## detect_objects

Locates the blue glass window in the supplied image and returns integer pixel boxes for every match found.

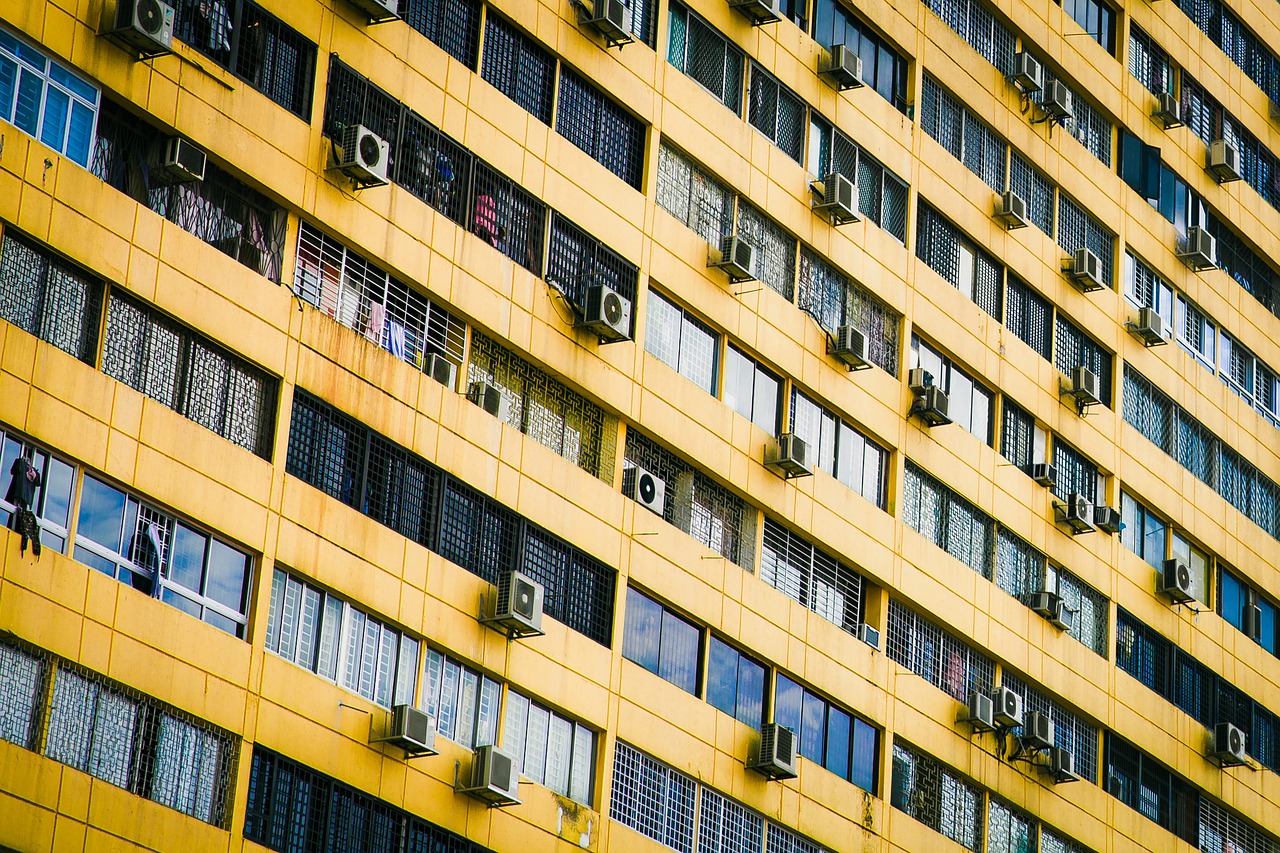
[0,26,99,167]
[773,673,877,792]
[622,588,701,695]
[705,637,766,730]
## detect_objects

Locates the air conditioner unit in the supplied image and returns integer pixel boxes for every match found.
[1046,746,1079,783]
[907,368,934,394]
[996,190,1029,230]
[426,353,458,389]
[1242,602,1263,642]
[1159,557,1195,603]
[1028,463,1057,488]
[1055,493,1095,534]
[1128,305,1167,346]
[911,385,952,427]
[711,236,757,283]
[151,138,206,184]
[1070,365,1101,407]
[1212,722,1247,767]
[821,44,864,90]
[482,570,545,638]
[457,744,522,806]
[812,172,860,225]
[468,381,511,421]
[1029,591,1074,631]
[1154,92,1183,129]
[346,0,400,22]
[582,0,632,47]
[381,704,438,757]
[105,0,175,57]
[1067,247,1105,292]
[1178,226,1217,272]
[764,433,813,479]
[623,465,667,517]
[1012,52,1044,93]
[967,692,996,733]
[580,284,632,343]
[1041,80,1074,123]
[748,722,798,779]
[729,0,784,25]
[992,686,1023,728]
[1095,505,1123,535]
[1023,710,1055,751]
[1207,138,1242,183]
[829,325,871,370]
[859,623,881,650]
[334,124,391,186]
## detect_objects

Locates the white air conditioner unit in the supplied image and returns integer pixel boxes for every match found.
[812,172,860,225]
[829,325,871,370]
[346,0,400,22]
[1040,80,1073,123]
[1046,746,1079,783]
[764,433,812,479]
[468,381,511,421]
[1054,492,1095,534]
[580,284,632,343]
[1069,365,1101,407]
[151,137,206,184]
[711,236,757,283]
[907,368,933,395]
[1023,710,1055,751]
[105,0,175,57]
[1012,52,1044,93]
[1178,226,1217,272]
[334,124,391,186]
[821,44,864,90]
[1207,138,1242,183]
[967,692,996,733]
[481,570,545,638]
[457,744,522,806]
[1028,463,1057,488]
[381,704,438,757]
[1154,91,1183,129]
[1159,557,1195,603]
[729,0,783,25]
[748,722,798,780]
[426,353,458,389]
[1029,591,1073,631]
[1242,602,1263,642]
[859,623,881,650]
[582,0,632,47]
[992,686,1023,728]
[996,190,1029,230]
[1095,505,1123,535]
[911,385,951,427]
[1128,305,1167,346]
[623,465,666,516]
[1212,722,1247,767]
[1067,247,1105,292]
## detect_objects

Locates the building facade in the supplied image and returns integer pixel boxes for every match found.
[1,0,1279,850]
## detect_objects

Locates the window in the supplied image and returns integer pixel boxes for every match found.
[1009,152,1055,234]
[886,600,995,700]
[402,0,482,66]
[921,0,1017,75]
[171,0,315,119]
[667,2,744,114]
[0,430,74,555]
[1219,568,1279,655]
[811,0,909,111]
[1169,530,1212,605]
[1062,0,1115,53]
[1129,25,1174,95]
[901,462,994,578]
[546,212,640,334]
[622,588,701,695]
[421,649,500,749]
[1171,0,1280,103]
[774,673,878,792]
[556,66,645,189]
[1056,193,1115,287]
[735,200,798,301]
[504,690,595,804]
[999,398,1035,471]
[264,569,419,709]
[0,229,102,364]
[789,390,887,508]
[1104,734,1199,843]
[1177,294,1216,367]
[1051,439,1100,503]
[0,25,99,166]
[747,62,805,163]
[722,346,781,435]
[1041,67,1112,166]
[624,430,755,569]
[1055,317,1112,406]
[0,642,46,749]
[911,336,993,444]
[103,291,277,458]
[645,291,718,395]
[1001,673,1099,783]
[73,475,252,637]
[1182,72,1280,215]
[655,143,734,244]
[915,203,1002,321]
[891,741,982,851]
[920,76,1006,192]
[762,518,868,635]
[994,528,1108,656]
[807,116,908,240]
[1123,252,1174,341]
[797,248,899,375]
[986,799,1035,853]
[706,637,766,730]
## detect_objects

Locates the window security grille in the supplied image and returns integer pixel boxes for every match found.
[736,201,797,301]
[921,0,1017,75]
[668,2,744,114]
[401,0,482,66]
[886,600,995,700]
[914,203,1002,321]
[546,213,639,331]
[1128,26,1174,95]
[555,67,645,189]
[1104,734,1200,843]
[1001,673,1099,783]
[1038,68,1112,166]
[797,249,899,376]
[1055,317,1112,405]
[1057,571,1108,656]
[921,76,1007,191]
[0,230,102,364]
[1056,194,1114,286]
[902,462,995,578]
[1183,74,1280,213]
[999,400,1034,471]
[1051,440,1099,504]
[1009,153,1053,234]
[762,518,866,635]
[891,741,983,851]
[1171,0,1280,103]
[986,798,1036,853]
[748,63,805,163]
[487,21,561,127]
[656,143,735,244]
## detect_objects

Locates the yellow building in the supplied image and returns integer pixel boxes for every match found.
[1,0,1279,850]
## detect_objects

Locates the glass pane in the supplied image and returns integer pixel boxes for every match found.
[168,524,206,593]
[205,539,248,614]
[826,706,851,779]
[774,674,802,736]
[657,609,700,695]
[705,637,738,718]
[622,588,661,674]
[76,476,127,552]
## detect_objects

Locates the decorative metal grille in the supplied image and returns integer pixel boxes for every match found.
[986,798,1035,853]
[922,0,1016,75]
[891,740,983,851]
[1055,316,1112,405]
[797,248,899,376]
[736,201,796,301]
[886,600,995,700]
[901,461,994,579]
[668,2,745,114]
[1129,26,1174,95]
[1056,568,1108,657]
[655,142,735,244]
[1051,439,1098,503]
[624,430,754,569]
[1001,672,1099,784]
[747,62,805,163]
[761,518,865,634]
[0,641,47,750]
[1041,828,1093,853]
[481,12,555,124]
[1009,152,1054,234]
[847,277,899,377]
[401,0,482,66]
[171,0,315,119]
[546,212,639,333]
[994,527,1043,603]
[103,291,276,458]
[1172,0,1280,103]
[555,66,645,190]
[0,229,101,364]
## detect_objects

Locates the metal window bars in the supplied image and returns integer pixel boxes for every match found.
[886,599,996,701]
[1002,672,1100,783]
[546,212,639,329]
[891,740,984,851]
[762,518,865,635]
[554,66,645,189]
[480,12,556,124]
[1055,316,1112,404]
[1129,26,1174,96]
[655,143,734,244]
[401,0,482,66]
[0,229,102,364]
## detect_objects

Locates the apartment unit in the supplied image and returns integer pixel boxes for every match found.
[1,0,1279,850]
